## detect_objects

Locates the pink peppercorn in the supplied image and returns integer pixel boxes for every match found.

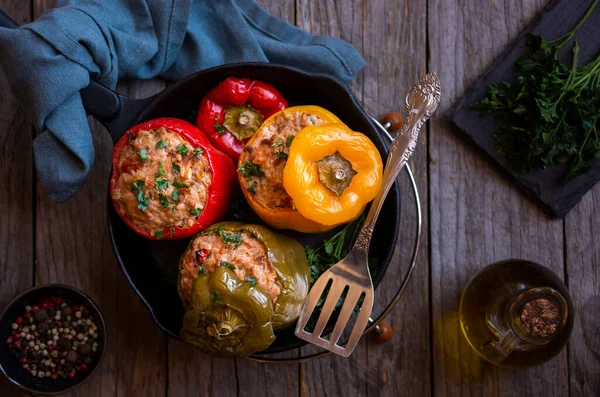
[19,357,27,364]
[15,317,23,325]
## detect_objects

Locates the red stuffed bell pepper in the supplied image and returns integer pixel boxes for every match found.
[197,77,288,161]
[110,117,237,240]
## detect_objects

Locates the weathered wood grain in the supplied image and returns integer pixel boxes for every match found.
[294,1,367,395]
[111,80,168,397]
[565,184,600,397]
[0,2,33,396]
[295,0,431,395]
[4,1,600,396]
[235,0,301,392]
[428,1,569,397]
[32,2,168,395]
[360,0,430,396]
[296,0,367,396]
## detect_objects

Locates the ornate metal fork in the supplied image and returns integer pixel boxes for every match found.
[294,73,441,357]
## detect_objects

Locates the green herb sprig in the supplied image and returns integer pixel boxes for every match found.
[238,161,265,179]
[215,224,243,249]
[472,0,600,181]
[132,180,149,211]
[220,261,236,271]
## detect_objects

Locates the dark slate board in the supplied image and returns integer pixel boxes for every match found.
[445,0,600,218]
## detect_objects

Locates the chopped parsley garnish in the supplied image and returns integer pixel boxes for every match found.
[172,180,190,189]
[176,144,189,157]
[157,160,166,177]
[190,208,202,216]
[214,120,227,135]
[286,135,294,147]
[238,161,265,179]
[193,147,204,158]
[291,202,297,211]
[155,177,169,190]
[128,131,135,144]
[310,116,317,125]
[132,180,149,211]
[198,266,206,276]
[171,189,179,203]
[132,180,144,191]
[156,139,168,149]
[210,291,220,302]
[155,230,164,240]
[306,224,350,284]
[172,162,181,173]
[172,206,177,213]
[272,137,283,148]
[276,150,288,160]
[139,149,148,163]
[247,181,257,195]
[216,224,243,249]
[245,277,257,287]
[158,193,170,208]
[220,261,236,271]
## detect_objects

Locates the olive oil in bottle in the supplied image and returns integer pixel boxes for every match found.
[459,260,573,368]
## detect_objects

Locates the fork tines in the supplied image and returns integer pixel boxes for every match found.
[295,268,374,357]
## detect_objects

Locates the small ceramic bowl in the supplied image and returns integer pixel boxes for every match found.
[0,284,107,395]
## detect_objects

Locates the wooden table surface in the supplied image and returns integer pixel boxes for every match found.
[1,0,599,396]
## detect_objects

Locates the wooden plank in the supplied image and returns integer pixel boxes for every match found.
[361,0,430,395]
[232,2,300,395]
[428,1,569,397]
[564,184,600,397]
[295,1,368,395]
[295,0,431,395]
[111,80,169,397]
[32,2,168,395]
[168,340,237,397]
[169,3,300,396]
[0,1,33,395]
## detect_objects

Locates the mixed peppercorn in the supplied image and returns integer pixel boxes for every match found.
[5,296,102,380]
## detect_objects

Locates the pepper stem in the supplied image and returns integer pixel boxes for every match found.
[224,104,264,141]
[316,151,357,196]
[198,306,250,349]
[207,321,235,340]
[238,112,251,126]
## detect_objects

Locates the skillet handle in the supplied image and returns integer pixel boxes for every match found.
[80,81,153,144]
[0,8,150,144]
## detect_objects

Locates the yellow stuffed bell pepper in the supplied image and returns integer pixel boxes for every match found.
[237,105,345,233]
[282,123,383,226]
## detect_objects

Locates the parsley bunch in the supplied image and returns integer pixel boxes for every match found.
[472,0,600,180]
[305,225,349,284]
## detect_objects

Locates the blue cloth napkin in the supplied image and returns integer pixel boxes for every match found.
[0,0,366,202]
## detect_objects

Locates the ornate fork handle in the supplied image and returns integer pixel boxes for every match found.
[352,73,441,256]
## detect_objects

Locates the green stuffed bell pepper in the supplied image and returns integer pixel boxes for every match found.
[181,266,275,357]
[178,221,310,357]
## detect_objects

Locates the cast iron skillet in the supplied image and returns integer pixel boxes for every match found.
[0,8,401,355]
[99,64,401,354]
